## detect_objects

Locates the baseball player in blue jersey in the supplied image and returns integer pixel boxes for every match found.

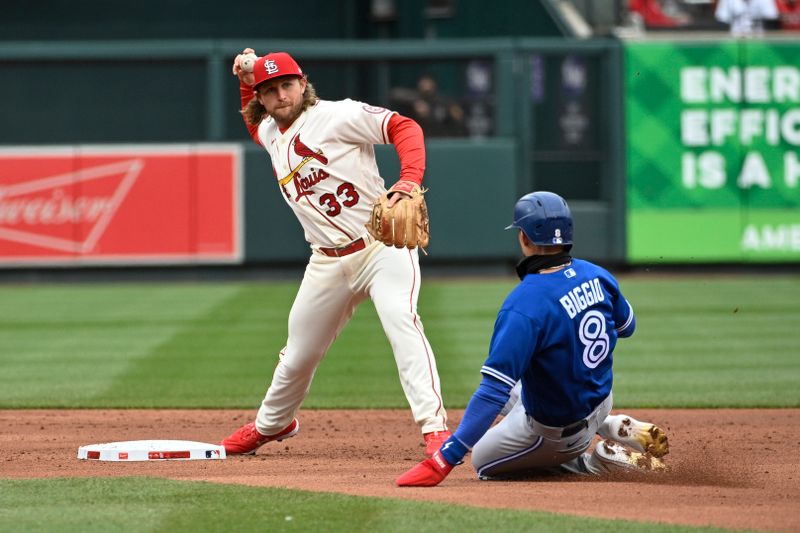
[397,191,669,486]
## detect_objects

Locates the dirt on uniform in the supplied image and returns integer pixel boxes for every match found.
[2,408,799,532]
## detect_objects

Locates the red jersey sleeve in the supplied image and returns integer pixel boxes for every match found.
[240,82,260,145]
[387,113,426,186]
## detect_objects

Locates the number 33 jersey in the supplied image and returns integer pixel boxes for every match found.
[257,99,395,248]
[480,259,636,427]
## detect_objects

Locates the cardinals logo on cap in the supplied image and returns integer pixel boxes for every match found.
[264,59,279,75]
[253,52,304,89]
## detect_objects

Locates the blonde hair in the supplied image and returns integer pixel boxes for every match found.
[242,79,319,126]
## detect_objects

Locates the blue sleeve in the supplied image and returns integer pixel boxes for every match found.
[614,296,636,338]
[480,309,539,388]
[604,272,635,338]
[439,375,511,466]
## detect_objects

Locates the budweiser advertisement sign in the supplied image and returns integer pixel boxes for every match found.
[0,145,242,266]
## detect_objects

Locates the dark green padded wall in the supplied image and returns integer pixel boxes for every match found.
[0,60,207,143]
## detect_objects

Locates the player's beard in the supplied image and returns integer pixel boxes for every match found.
[271,99,304,128]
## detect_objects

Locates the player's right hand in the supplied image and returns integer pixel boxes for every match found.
[232,48,256,86]
[396,450,454,487]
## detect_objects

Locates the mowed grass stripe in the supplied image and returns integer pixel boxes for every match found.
[0,477,727,533]
[94,279,504,409]
[612,276,800,408]
[0,284,240,407]
[93,282,299,408]
[0,275,798,409]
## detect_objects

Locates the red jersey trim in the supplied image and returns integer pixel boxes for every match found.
[406,249,444,419]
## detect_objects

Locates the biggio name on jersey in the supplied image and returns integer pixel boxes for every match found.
[559,277,605,319]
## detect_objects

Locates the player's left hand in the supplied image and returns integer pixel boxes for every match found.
[396,450,454,487]
[366,181,430,250]
[386,192,403,208]
[386,180,417,208]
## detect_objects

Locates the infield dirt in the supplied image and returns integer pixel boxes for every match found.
[2,408,798,532]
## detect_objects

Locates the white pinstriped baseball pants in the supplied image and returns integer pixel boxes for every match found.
[255,237,447,435]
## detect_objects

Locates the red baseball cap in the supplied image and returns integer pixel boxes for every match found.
[252,52,304,89]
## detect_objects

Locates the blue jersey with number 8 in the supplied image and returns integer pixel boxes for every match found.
[480,259,635,428]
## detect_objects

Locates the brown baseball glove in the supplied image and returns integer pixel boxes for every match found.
[366,181,430,250]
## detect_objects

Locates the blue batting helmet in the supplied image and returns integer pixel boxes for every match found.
[505,191,573,246]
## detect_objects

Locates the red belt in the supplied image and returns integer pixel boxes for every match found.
[318,238,367,257]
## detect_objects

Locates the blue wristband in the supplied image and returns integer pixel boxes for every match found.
[439,435,469,466]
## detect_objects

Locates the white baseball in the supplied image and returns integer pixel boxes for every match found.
[240,53,257,73]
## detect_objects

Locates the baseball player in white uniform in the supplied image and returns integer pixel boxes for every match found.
[221,49,450,456]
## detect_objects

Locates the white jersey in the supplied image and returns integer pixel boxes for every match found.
[715,0,778,35]
[257,99,395,248]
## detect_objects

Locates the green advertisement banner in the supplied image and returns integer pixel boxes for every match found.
[625,40,800,263]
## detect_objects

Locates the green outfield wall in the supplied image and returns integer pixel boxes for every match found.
[5,37,797,267]
[0,39,622,267]
[624,39,800,263]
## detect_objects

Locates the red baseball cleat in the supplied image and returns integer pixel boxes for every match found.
[397,450,454,487]
[222,419,299,455]
[423,429,451,457]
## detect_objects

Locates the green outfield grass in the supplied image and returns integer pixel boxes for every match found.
[0,477,730,533]
[0,274,797,533]
[0,275,798,409]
